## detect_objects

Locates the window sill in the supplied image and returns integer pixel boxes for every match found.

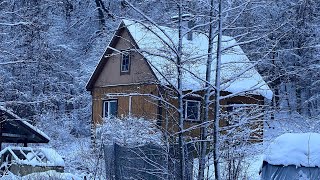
[120,71,130,75]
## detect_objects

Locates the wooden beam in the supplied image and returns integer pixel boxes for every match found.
[0,111,4,151]
[1,133,29,138]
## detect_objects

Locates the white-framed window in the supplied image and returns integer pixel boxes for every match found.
[121,51,130,73]
[103,100,118,118]
[183,100,201,121]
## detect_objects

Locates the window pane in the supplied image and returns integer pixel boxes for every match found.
[186,101,199,120]
[103,101,108,118]
[121,53,130,72]
[109,101,117,117]
[183,101,186,118]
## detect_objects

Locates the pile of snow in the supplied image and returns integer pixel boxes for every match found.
[0,147,64,167]
[97,117,162,146]
[264,133,320,167]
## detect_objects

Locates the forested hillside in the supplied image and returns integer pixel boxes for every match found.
[0,0,319,178]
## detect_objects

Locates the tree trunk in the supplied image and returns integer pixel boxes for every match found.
[213,0,223,179]
[177,1,186,179]
[95,0,105,28]
[198,0,215,179]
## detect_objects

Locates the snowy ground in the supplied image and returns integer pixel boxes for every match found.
[0,171,82,180]
[247,112,320,179]
[1,112,318,179]
[193,112,319,180]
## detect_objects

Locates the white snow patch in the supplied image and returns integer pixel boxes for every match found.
[0,170,82,180]
[264,133,320,167]
[97,117,162,146]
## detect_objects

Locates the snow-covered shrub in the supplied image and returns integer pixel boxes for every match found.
[97,117,163,146]
[34,112,101,178]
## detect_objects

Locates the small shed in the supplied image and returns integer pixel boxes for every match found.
[0,106,61,176]
[261,133,320,180]
[0,106,50,149]
[0,147,64,176]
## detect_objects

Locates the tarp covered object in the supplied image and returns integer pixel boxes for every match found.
[261,133,320,180]
[261,162,320,180]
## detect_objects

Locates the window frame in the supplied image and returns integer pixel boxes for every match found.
[103,99,118,119]
[120,50,131,74]
[183,99,201,121]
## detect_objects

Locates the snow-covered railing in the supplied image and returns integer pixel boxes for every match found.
[0,147,64,167]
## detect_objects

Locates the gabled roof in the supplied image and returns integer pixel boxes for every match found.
[0,106,50,144]
[87,19,273,99]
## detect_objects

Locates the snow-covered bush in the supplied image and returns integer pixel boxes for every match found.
[97,117,163,146]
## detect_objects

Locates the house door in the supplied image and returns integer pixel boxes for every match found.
[103,100,118,118]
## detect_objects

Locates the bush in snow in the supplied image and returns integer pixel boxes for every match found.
[97,117,163,146]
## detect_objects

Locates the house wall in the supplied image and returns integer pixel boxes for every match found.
[221,93,265,142]
[95,28,156,87]
[92,84,264,141]
[157,90,265,141]
[92,84,159,125]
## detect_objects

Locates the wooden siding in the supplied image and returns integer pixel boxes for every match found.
[92,84,159,125]
[94,28,156,87]
[91,84,265,141]
[157,89,265,141]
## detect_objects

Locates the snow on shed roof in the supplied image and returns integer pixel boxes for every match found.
[122,19,273,99]
[0,106,50,143]
[0,146,64,167]
[264,133,320,167]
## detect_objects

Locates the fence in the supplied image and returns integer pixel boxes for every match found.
[104,143,194,180]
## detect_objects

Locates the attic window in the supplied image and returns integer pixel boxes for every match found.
[183,100,200,121]
[121,51,130,73]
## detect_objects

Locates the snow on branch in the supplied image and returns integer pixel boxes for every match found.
[0,22,31,26]
[96,117,163,147]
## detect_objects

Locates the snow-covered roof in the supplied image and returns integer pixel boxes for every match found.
[0,105,50,143]
[122,19,273,99]
[0,147,64,167]
[264,133,320,167]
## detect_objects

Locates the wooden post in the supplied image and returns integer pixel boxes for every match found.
[0,123,2,151]
[0,112,3,151]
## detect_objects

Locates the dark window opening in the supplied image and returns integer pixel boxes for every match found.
[121,52,130,73]
[183,100,200,121]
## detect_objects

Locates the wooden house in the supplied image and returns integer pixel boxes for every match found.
[86,19,273,140]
